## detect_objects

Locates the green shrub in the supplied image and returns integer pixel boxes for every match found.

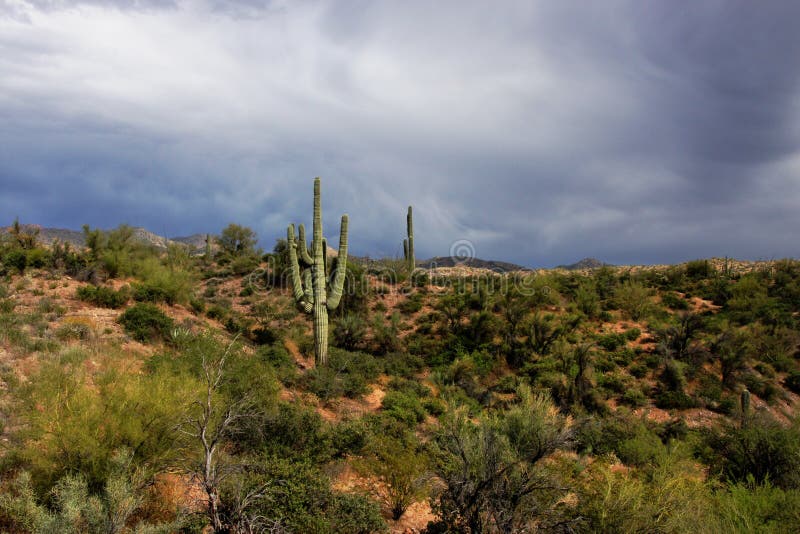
[655,390,698,409]
[131,257,193,305]
[629,362,649,378]
[118,303,174,343]
[598,372,629,394]
[25,248,50,269]
[303,349,379,401]
[388,377,431,398]
[76,285,130,308]
[11,354,195,492]
[398,293,424,314]
[614,280,652,321]
[3,249,27,273]
[381,391,427,425]
[661,292,689,310]
[231,457,385,534]
[785,371,800,394]
[621,388,647,408]
[380,351,425,378]
[617,427,669,467]
[255,402,333,461]
[685,259,715,280]
[704,413,800,489]
[624,327,642,341]
[714,479,800,531]
[597,332,626,352]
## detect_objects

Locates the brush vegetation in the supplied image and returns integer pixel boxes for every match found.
[1,219,800,533]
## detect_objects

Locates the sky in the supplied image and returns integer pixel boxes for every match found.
[1,0,800,268]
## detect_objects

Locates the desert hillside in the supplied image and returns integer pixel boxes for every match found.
[0,223,799,533]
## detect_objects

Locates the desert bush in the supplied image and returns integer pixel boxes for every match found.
[380,351,425,378]
[614,280,653,321]
[661,291,689,310]
[714,479,800,532]
[303,348,379,401]
[216,223,258,259]
[381,390,427,426]
[621,387,648,407]
[576,451,717,533]
[574,278,600,318]
[398,292,424,314]
[428,386,574,533]
[703,412,800,489]
[11,354,195,492]
[225,456,385,534]
[118,303,174,343]
[332,312,367,351]
[785,371,800,394]
[76,284,130,308]
[131,257,194,305]
[685,259,715,280]
[597,332,626,352]
[0,450,180,533]
[360,434,428,520]
[55,317,96,341]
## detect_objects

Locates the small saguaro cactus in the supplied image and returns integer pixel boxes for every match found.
[287,177,349,366]
[740,388,751,427]
[402,206,414,271]
[204,234,212,263]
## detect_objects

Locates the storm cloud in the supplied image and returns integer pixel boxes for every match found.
[1,0,799,266]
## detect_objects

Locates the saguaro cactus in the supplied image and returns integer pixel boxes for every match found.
[740,389,751,427]
[287,177,349,366]
[402,206,414,271]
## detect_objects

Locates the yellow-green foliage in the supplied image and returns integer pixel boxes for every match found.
[13,350,197,491]
[132,256,194,305]
[614,280,653,321]
[576,450,717,533]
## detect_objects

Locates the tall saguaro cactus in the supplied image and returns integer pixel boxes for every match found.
[403,206,414,271]
[287,177,349,366]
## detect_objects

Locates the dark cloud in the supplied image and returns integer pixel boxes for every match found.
[1,0,799,267]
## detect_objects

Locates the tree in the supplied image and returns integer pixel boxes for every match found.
[712,324,750,387]
[217,224,258,259]
[360,434,428,520]
[178,334,269,532]
[429,386,574,533]
[9,217,39,250]
[614,280,652,321]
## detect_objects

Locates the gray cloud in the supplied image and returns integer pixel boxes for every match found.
[1,0,799,267]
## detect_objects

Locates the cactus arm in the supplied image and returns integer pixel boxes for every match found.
[327,214,349,310]
[303,269,314,305]
[287,224,313,313]
[298,223,313,266]
[322,238,328,278]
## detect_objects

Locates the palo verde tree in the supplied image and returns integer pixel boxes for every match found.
[287,177,349,366]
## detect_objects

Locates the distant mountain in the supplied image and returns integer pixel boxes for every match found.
[171,234,210,254]
[421,256,529,273]
[1,224,190,251]
[0,224,86,248]
[556,257,608,270]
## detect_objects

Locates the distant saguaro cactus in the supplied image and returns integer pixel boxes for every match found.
[287,177,349,366]
[403,206,414,272]
[204,234,212,263]
[740,389,751,427]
